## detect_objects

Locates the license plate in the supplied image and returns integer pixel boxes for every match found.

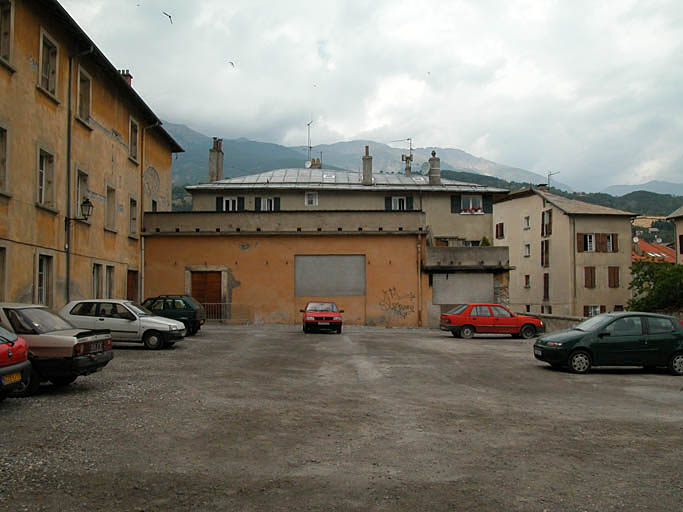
[534,348,542,356]
[2,372,21,385]
[90,341,103,353]
[318,322,329,326]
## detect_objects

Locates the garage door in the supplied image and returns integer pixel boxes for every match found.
[432,273,493,304]
[295,255,366,296]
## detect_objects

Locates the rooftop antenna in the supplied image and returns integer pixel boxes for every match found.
[306,120,313,162]
[547,170,560,189]
[391,137,414,175]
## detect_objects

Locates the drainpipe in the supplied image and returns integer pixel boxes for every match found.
[140,121,161,301]
[571,215,577,315]
[416,234,423,327]
[65,45,94,303]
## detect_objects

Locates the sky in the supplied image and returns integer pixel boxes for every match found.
[60,0,683,191]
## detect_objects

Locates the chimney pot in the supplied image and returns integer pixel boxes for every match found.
[428,150,441,185]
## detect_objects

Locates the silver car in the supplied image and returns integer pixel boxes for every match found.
[59,300,185,350]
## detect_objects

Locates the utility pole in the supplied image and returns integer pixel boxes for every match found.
[547,170,560,189]
[306,120,313,162]
[391,137,414,176]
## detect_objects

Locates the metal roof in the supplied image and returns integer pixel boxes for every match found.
[187,169,509,193]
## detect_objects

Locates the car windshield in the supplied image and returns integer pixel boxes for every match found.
[0,324,18,343]
[306,302,338,312]
[126,303,153,317]
[446,304,467,315]
[574,315,612,332]
[8,308,74,334]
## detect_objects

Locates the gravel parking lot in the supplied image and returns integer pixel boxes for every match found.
[1,325,682,511]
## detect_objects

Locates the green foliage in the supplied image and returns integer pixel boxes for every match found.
[480,236,491,247]
[628,261,683,312]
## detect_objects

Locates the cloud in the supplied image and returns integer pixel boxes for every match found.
[61,0,683,191]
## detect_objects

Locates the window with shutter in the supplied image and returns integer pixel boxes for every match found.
[255,197,262,211]
[215,196,223,212]
[385,196,392,211]
[543,273,549,300]
[608,266,620,288]
[450,194,461,213]
[577,233,585,252]
[584,267,595,288]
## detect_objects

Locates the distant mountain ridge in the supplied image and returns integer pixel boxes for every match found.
[602,180,683,197]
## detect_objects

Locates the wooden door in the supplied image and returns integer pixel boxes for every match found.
[191,271,222,320]
[126,270,138,301]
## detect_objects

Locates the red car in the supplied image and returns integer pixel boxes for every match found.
[440,303,545,339]
[0,325,31,402]
[301,302,344,333]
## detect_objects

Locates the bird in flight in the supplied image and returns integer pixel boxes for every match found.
[228,61,236,69]
[162,11,173,24]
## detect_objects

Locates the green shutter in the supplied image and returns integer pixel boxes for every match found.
[450,194,461,213]
[215,196,223,212]
[385,196,392,211]
[237,197,245,211]
[406,196,414,210]
[255,197,261,211]
[483,195,493,213]
[274,197,281,211]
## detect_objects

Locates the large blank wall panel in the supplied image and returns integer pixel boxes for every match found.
[432,273,493,304]
[295,255,366,296]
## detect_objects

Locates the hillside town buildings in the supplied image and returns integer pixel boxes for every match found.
[0,0,182,307]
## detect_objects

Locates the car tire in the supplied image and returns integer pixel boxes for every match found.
[460,325,475,339]
[568,350,592,374]
[7,367,41,397]
[143,330,164,350]
[668,353,683,376]
[450,330,459,338]
[182,321,193,337]
[50,376,77,387]
[520,325,536,339]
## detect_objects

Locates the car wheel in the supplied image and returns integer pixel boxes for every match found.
[182,321,193,336]
[50,376,77,387]
[460,325,475,339]
[450,330,459,338]
[143,330,164,350]
[520,325,536,339]
[669,353,683,376]
[568,350,592,374]
[7,367,41,397]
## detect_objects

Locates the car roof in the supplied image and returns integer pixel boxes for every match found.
[601,311,678,320]
[67,299,134,304]
[0,303,49,309]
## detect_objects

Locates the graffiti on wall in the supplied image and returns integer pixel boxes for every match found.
[379,287,416,319]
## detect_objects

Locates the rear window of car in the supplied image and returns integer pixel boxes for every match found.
[647,317,675,334]
[446,305,467,315]
[71,302,97,316]
[0,325,17,343]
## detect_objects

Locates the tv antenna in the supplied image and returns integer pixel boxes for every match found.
[391,137,414,175]
[547,170,560,188]
[306,120,313,162]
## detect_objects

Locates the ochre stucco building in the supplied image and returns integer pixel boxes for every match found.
[0,0,182,307]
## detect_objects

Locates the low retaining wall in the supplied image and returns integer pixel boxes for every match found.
[515,312,585,334]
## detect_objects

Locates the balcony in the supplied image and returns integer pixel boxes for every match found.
[423,246,511,273]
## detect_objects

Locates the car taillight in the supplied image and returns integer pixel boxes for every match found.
[74,343,85,356]
[104,338,112,350]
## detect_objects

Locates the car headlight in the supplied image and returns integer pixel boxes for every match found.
[334,316,342,321]
[306,316,315,321]
[547,341,563,347]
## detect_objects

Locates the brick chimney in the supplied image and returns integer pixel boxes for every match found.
[428,150,441,185]
[208,137,224,182]
[119,69,133,86]
[362,145,373,185]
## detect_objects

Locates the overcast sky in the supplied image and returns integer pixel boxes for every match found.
[61,0,682,191]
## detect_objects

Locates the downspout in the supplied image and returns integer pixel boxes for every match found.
[140,121,161,301]
[65,45,94,303]
[571,215,577,315]
[416,233,422,327]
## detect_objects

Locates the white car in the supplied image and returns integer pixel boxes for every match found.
[59,300,185,350]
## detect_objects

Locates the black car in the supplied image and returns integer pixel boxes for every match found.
[534,312,683,375]
[142,295,206,336]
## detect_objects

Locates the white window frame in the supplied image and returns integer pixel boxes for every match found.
[524,274,530,288]
[392,196,407,211]
[38,28,59,96]
[92,263,103,299]
[37,146,55,208]
[585,233,595,252]
[586,305,600,317]
[224,197,238,211]
[304,191,318,206]
[524,243,531,257]
[77,65,92,122]
[105,184,116,231]
[129,117,139,162]
[523,216,530,230]
[35,252,54,306]
[606,234,614,252]
[129,197,138,235]
[262,197,276,212]
[75,167,89,220]
[0,0,15,65]
[460,195,483,213]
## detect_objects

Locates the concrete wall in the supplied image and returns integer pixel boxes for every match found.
[0,2,176,306]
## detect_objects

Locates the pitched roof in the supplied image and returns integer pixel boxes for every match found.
[667,205,683,220]
[496,187,636,216]
[187,168,509,193]
[632,239,676,263]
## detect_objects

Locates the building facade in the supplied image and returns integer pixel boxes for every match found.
[667,206,683,265]
[493,188,634,317]
[0,0,182,307]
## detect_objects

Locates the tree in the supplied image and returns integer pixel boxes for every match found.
[628,261,683,312]
[480,236,491,247]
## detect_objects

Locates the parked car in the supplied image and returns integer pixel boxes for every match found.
[59,299,185,350]
[440,303,545,339]
[534,312,683,375]
[301,302,344,333]
[141,295,206,336]
[0,325,31,402]
[0,304,113,396]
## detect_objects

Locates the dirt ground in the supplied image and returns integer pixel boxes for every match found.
[1,324,681,511]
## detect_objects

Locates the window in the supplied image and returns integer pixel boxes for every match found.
[543,273,549,301]
[648,317,675,334]
[524,275,530,288]
[463,240,480,247]
[524,243,531,258]
[541,209,552,236]
[70,302,97,316]
[541,305,552,314]
[77,66,91,121]
[523,216,530,230]
[37,149,55,207]
[584,305,603,317]
[305,191,318,206]
[525,305,531,313]
[129,198,137,234]
[495,222,504,239]
[0,126,6,191]
[471,306,491,316]
[541,240,550,267]
[255,197,280,211]
[105,266,115,298]
[490,305,512,317]
[37,254,52,305]
[39,30,58,95]
[613,305,624,312]
[92,263,103,298]
[608,266,620,288]
[129,118,139,161]
[0,0,12,62]
[105,185,116,230]
[584,266,596,288]
[679,234,682,255]
[224,197,238,211]
[151,199,157,212]
[76,169,88,215]
[578,233,595,252]
[461,195,482,213]
[605,317,642,335]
